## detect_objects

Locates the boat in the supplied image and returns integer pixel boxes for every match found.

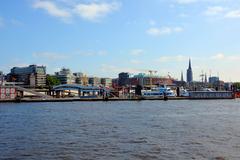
[180,88,190,97]
[201,88,216,92]
[142,86,176,97]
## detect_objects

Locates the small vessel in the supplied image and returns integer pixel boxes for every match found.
[201,88,216,92]
[142,86,176,97]
[180,88,189,97]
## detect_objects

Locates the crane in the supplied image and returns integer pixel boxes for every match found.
[200,70,204,84]
[148,70,157,88]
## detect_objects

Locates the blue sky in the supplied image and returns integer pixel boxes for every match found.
[1,0,240,81]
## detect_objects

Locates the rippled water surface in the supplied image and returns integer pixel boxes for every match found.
[1,100,240,160]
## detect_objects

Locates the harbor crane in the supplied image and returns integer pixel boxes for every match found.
[148,70,157,88]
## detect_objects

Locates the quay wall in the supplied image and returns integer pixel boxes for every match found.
[189,91,234,99]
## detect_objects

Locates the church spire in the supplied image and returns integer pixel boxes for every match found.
[181,71,184,82]
[187,58,193,83]
[205,73,207,83]
[188,58,192,69]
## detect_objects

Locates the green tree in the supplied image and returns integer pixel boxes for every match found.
[46,75,60,88]
[234,82,240,90]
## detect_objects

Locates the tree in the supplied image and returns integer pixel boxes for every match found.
[135,85,143,96]
[234,82,240,90]
[46,75,60,88]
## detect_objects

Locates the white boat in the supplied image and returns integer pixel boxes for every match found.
[180,89,189,97]
[201,88,216,92]
[142,86,176,97]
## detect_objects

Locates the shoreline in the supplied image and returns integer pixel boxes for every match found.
[0,97,236,103]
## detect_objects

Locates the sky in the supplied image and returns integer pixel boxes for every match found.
[0,0,240,82]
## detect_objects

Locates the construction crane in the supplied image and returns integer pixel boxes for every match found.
[167,72,172,79]
[149,70,157,76]
[148,70,157,88]
[200,70,204,84]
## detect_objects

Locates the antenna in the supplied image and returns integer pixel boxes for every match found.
[209,69,212,78]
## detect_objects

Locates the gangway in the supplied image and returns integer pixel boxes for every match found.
[15,86,52,99]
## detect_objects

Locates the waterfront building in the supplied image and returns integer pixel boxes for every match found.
[88,77,101,86]
[186,59,193,83]
[115,72,175,88]
[208,76,224,90]
[130,73,175,88]
[132,73,145,87]
[118,72,130,86]
[224,82,233,91]
[8,65,46,87]
[209,76,219,84]
[112,78,119,88]
[55,68,76,84]
[101,78,112,87]
[0,71,4,86]
[73,72,88,86]
[73,72,84,77]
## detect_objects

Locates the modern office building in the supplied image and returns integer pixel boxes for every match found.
[73,72,88,86]
[8,65,46,87]
[209,76,220,84]
[88,77,101,86]
[186,59,193,83]
[114,72,175,88]
[55,68,76,84]
[118,72,130,86]
[101,78,112,87]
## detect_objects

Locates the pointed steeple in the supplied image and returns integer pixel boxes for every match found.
[188,58,192,69]
[205,73,207,83]
[181,71,184,82]
[187,58,193,83]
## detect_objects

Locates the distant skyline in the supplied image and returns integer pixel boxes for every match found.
[1,0,240,81]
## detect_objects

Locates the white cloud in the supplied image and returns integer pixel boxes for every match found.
[204,6,226,16]
[174,27,184,32]
[179,13,189,18]
[175,0,229,4]
[176,0,197,4]
[149,20,156,26]
[130,49,144,56]
[33,52,69,60]
[78,50,108,56]
[33,1,71,21]
[146,27,183,37]
[211,53,240,61]
[203,6,240,19]
[211,53,225,60]
[225,10,240,18]
[155,55,188,62]
[74,2,120,22]
[32,1,120,22]
[100,64,146,75]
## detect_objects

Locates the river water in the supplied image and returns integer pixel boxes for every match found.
[0,100,240,160]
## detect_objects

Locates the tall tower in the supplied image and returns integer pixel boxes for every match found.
[187,59,193,83]
[205,73,207,84]
[181,71,184,82]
